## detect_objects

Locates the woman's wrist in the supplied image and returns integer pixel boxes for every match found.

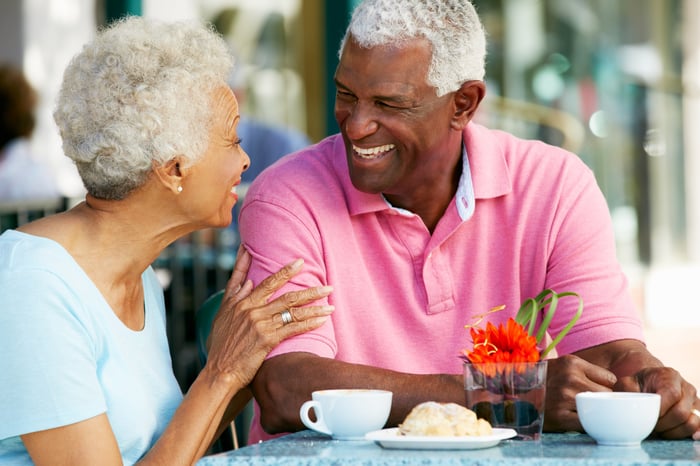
[198,363,247,398]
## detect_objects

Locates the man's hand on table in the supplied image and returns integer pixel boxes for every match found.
[543,354,616,433]
[543,341,700,439]
[614,366,700,440]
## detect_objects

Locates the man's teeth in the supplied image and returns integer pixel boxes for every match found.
[231,186,237,194]
[353,144,395,158]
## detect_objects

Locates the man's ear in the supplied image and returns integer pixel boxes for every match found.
[153,156,186,195]
[451,80,486,131]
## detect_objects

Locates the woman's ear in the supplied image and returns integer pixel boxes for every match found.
[153,156,186,195]
[451,80,486,131]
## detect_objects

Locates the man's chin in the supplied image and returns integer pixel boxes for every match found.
[349,177,383,195]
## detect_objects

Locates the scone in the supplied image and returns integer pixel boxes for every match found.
[398,401,493,436]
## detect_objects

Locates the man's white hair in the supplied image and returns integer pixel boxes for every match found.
[339,0,487,97]
[54,16,233,200]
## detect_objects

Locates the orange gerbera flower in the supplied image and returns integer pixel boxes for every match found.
[461,318,539,376]
[459,290,583,377]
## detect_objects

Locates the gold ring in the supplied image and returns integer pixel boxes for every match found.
[280,309,293,325]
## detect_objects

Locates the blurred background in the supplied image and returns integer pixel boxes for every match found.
[1,0,698,391]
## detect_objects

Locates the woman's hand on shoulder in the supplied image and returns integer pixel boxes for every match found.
[205,247,333,387]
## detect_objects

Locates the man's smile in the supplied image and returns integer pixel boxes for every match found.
[352,143,396,160]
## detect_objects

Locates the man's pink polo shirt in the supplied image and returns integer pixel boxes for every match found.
[239,123,644,443]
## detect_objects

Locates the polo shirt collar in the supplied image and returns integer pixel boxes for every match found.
[464,122,512,199]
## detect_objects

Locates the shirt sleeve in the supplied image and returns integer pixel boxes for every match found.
[541,161,645,355]
[0,269,106,440]
[238,193,338,359]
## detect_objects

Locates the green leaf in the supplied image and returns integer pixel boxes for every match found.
[540,292,583,358]
[535,290,557,344]
[515,290,584,358]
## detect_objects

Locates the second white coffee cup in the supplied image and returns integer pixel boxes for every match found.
[299,389,392,440]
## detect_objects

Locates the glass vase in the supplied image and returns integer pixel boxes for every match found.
[464,360,548,440]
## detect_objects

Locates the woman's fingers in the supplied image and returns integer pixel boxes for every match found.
[206,257,334,386]
[224,246,252,298]
[245,258,304,302]
[272,304,334,330]
[227,257,331,311]
[273,286,335,312]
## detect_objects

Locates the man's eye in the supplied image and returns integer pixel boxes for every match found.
[377,101,403,110]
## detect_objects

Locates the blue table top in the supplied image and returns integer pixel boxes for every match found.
[197,430,700,465]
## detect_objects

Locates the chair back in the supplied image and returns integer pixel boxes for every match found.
[195,289,225,367]
[195,289,256,449]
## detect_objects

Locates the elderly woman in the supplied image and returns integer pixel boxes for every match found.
[0,17,332,465]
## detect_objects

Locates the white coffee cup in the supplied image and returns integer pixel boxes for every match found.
[575,391,661,446]
[299,389,392,440]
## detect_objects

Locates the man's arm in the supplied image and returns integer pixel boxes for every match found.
[253,342,700,440]
[545,339,700,439]
[251,352,464,435]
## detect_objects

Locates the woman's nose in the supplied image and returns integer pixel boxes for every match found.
[241,148,251,172]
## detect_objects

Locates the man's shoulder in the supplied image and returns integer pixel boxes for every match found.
[245,134,348,202]
[471,123,577,158]
[471,124,591,179]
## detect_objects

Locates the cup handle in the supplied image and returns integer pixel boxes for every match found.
[299,400,332,436]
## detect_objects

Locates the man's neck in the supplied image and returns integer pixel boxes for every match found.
[384,162,462,233]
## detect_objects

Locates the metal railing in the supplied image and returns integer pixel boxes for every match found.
[0,197,69,231]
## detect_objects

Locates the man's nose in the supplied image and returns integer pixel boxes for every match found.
[344,101,379,140]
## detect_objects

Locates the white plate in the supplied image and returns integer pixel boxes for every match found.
[365,427,517,450]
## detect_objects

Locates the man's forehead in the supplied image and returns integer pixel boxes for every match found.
[336,39,431,93]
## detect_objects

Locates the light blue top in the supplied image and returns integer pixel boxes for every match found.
[0,230,183,465]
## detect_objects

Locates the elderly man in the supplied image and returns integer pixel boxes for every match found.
[239,0,700,443]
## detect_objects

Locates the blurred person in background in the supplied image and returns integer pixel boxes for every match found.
[0,17,332,465]
[0,63,61,201]
[210,8,311,185]
[230,69,311,185]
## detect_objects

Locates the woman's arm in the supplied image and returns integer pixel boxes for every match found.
[22,368,243,466]
[22,250,333,465]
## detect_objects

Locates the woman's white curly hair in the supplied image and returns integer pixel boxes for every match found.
[54,16,233,200]
[339,0,486,97]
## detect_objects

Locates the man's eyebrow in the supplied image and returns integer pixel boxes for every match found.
[333,77,350,90]
[334,79,414,104]
[377,94,413,105]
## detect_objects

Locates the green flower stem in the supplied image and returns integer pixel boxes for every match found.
[515,290,583,359]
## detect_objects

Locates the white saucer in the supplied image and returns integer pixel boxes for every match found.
[365,427,517,450]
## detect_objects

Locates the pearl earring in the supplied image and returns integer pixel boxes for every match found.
[177,186,183,193]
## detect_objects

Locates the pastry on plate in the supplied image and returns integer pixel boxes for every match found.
[398,401,493,437]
